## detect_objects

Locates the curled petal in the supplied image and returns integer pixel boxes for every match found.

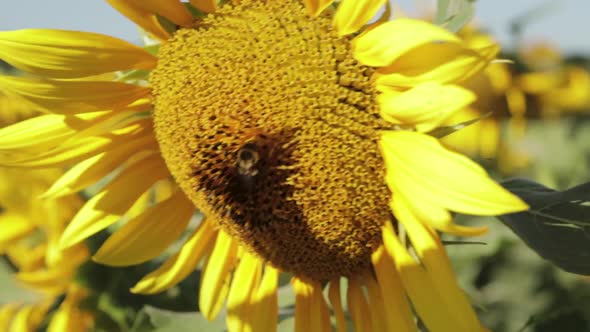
[379,82,476,132]
[106,0,170,41]
[125,0,193,26]
[353,19,460,67]
[380,131,528,217]
[333,0,386,36]
[376,43,500,89]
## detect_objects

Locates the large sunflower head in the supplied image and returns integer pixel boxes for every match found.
[0,0,528,330]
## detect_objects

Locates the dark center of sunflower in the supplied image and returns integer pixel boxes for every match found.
[151,0,391,281]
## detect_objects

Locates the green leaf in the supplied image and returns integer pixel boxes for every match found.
[142,305,225,332]
[498,179,590,275]
[435,0,475,32]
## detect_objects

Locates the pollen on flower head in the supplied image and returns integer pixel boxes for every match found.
[151,0,392,281]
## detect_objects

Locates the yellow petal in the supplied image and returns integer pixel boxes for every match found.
[517,71,561,94]
[16,268,74,294]
[407,200,488,236]
[544,66,590,110]
[131,219,217,294]
[0,136,111,168]
[478,118,500,159]
[6,243,46,271]
[125,0,193,26]
[250,265,279,332]
[93,190,194,266]
[42,142,156,198]
[380,131,528,216]
[0,112,104,153]
[347,277,373,332]
[506,87,526,117]
[327,279,347,332]
[9,305,37,332]
[293,278,311,332]
[393,198,482,331]
[189,0,218,13]
[106,0,170,41]
[376,43,499,89]
[364,274,393,332]
[0,29,156,78]
[0,75,149,114]
[379,82,476,132]
[439,107,482,157]
[382,223,471,331]
[226,253,263,332]
[59,154,170,248]
[353,18,460,67]
[199,230,238,320]
[0,121,152,168]
[303,0,334,16]
[370,245,417,332]
[47,290,89,332]
[0,304,18,331]
[0,213,35,252]
[333,0,386,36]
[59,107,150,145]
[293,278,331,332]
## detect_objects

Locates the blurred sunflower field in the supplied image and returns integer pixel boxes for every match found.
[0,1,589,331]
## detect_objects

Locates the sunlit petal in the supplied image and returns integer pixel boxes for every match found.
[199,230,239,320]
[226,253,263,332]
[333,0,386,36]
[380,131,528,216]
[125,0,193,26]
[371,245,417,332]
[42,141,157,198]
[250,265,279,332]
[327,279,347,332]
[379,82,476,132]
[106,0,170,41]
[93,190,194,266]
[353,18,460,67]
[0,29,156,78]
[131,219,217,294]
[376,43,499,88]
[0,75,149,114]
[347,276,373,332]
[59,154,170,248]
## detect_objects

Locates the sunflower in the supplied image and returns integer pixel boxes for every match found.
[0,0,528,331]
[0,92,92,331]
[515,42,590,116]
[440,26,531,173]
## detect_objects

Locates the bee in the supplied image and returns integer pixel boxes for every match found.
[234,126,274,177]
[237,142,260,176]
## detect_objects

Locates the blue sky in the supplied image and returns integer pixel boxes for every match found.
[1,0,588,54]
